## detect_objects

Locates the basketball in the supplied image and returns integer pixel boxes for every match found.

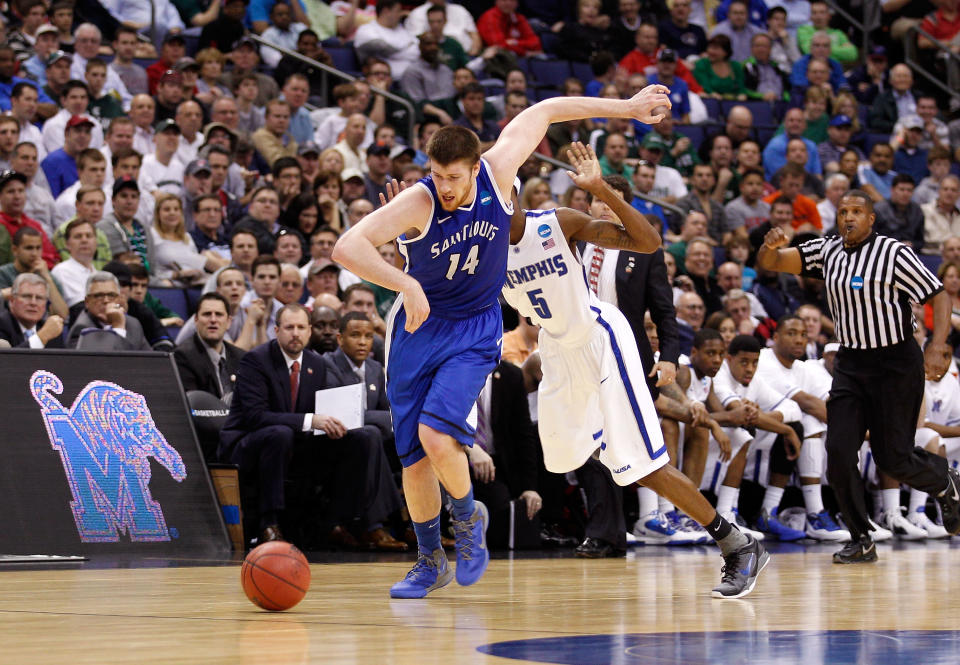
[240,541,311,611]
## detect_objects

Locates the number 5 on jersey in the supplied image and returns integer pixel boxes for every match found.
[527,288,552,319]
[445,245,480,280]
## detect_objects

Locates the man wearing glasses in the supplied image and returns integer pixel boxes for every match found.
[66,270,150,350]
[0,272,64,348]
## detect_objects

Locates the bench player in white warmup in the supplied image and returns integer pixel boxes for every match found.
[502,144,769,598]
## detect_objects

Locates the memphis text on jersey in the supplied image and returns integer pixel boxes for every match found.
[504,253,569,289]
[429,219,500,258]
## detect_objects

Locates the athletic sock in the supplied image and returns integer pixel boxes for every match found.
[802,484,825,515]
[706,512,749,556]
[658,496,676,515]
[413,515,442,555]
[450,486,476,522]
[716,485,737,515]
[761,486,784,514]
[909,489,928,515]
[881,488,901,514]
[638,486,659,516]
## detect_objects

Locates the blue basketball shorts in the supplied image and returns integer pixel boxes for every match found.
[385,301,502,467]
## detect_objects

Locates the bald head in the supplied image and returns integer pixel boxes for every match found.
[725,106,753,143]
[890,63,913,92]
[717,261,742,292]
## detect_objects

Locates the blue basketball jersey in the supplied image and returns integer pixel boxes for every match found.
[397,158,513,317]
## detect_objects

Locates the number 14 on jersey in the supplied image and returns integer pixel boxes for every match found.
[445,245,480,280]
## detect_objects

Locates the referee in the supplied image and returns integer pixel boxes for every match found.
[757,189,960,563]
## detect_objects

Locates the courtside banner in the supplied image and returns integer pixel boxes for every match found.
[0,349,231,557]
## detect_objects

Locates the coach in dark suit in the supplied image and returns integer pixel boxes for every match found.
[325,312,391,438]
[219,303,387,547]
[468,360,542,549]
[324,312,408,551]
[174,293,245,400]
[0,273,65,348]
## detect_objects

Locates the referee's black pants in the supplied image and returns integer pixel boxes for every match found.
[826,339,949,540]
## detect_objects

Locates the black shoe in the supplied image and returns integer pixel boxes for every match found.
[259,524,283,543]
[712,534,770,599]
[936,468,960,535]
[832,535,878,564]
[574,537,625,558]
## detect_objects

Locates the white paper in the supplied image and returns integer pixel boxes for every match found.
[313,383,364,435]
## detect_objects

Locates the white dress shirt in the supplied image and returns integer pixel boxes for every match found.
[282,350,315,431]
[582,243,620,307]
[18,321,44,349]
[50,257,95,306]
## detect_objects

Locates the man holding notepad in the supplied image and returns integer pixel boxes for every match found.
[219,303,406,551]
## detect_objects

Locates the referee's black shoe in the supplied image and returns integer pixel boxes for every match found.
[832,535,878,564]
[935,468,960,535]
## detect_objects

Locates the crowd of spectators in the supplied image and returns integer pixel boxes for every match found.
[3,0,960,551]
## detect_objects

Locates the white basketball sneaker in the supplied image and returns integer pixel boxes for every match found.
[867,517,893,542]
[720,509,765,541]
[880,507,928,540]
[907,507,949,539]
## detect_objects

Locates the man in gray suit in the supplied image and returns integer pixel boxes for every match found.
[67,271,151,351]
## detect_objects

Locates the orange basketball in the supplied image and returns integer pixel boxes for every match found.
[241,541,311,611]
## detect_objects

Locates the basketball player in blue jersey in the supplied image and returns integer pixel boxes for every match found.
[501,143,769,598]
[334,85,674,599]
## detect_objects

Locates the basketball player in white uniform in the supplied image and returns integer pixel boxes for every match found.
[502,143,769,599]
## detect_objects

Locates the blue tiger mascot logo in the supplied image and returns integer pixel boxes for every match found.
[30,370,187,543]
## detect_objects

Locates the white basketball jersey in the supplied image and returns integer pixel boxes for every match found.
[684,364,712,402]
[502,209,599,342]
[924,372,960,427]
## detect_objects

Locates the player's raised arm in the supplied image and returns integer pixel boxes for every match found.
[559,142,661,254]
[332,184,434,332]
[484,85,672,197]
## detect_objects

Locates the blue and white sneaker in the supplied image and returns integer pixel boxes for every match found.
[389,548,453,598]
[665,510,710,544]
[754,507,806,541]
[806,510,851,542]
[720,509,765,542]
[451,501,489,586]
[632,510,686,545]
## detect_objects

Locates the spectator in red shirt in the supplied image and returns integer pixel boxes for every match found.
[0,171,59,269]
[146,34,187,96]
[477,0,542,57]
[618,22,703,94]
[919,0,960,49]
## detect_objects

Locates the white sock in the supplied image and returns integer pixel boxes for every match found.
[802,483,824,515]
[882,488,901,514]
[638,486,659,516]
[909,489,928,514]
[762,486,784,513]
[658,496,675,515]
[733,487,741,510]
[716,485,737,515]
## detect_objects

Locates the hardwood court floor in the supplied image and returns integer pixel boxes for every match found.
[0,542,958,665]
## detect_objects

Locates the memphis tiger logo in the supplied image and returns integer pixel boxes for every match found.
[30,370,187,543]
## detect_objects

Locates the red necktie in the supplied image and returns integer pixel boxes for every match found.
[588,246,605,295]
[290,360,300,410]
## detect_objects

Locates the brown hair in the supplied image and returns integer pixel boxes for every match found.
[426,125,480,166]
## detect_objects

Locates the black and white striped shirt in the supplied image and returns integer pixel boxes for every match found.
[798,233,942,350]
